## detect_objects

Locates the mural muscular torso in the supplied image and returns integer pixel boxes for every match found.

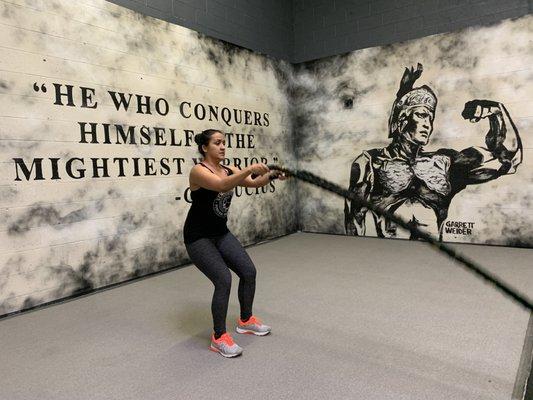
[368,148,455,237]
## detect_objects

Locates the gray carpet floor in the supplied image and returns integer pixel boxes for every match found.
[0,232,531,400]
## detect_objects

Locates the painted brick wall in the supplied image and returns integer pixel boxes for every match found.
[0,0,296,316]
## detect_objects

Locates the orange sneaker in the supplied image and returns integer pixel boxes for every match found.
[236,316,271,336]
[209,333,243,358]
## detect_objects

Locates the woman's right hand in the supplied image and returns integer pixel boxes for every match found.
[248,163,269,176]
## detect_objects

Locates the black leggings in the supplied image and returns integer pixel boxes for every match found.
[185,232,256,338]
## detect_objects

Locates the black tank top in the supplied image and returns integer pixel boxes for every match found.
[183,163,234,244]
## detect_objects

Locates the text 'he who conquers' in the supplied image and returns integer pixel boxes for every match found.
[33,83,271,127]
[13,83,276,182]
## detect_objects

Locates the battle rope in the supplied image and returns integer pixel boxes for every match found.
[268,164,533,312]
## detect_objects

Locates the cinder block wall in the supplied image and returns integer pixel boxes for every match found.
[107,0,293,60]
[107,0,531,63]
[293,0,531,62]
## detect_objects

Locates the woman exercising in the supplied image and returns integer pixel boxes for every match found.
[183,129,287,358]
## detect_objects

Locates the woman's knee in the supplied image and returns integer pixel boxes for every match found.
[214,270,232,292]
[240,264,256,282]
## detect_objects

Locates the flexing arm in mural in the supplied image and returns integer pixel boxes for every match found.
[344,63,522,240]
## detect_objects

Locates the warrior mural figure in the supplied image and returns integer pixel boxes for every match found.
[344,63,523,240]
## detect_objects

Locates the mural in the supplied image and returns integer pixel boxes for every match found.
[344,63,523,240]
[292,14,532,247]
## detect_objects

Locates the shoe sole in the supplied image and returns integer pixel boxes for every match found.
[235,326,271,336]
[209,345,242,358]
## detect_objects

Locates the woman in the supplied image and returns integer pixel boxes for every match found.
[183,129,287,358]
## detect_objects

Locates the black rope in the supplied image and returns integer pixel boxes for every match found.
[269,164,533,312]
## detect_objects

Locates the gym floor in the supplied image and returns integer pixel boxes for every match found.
[0,233,531,400]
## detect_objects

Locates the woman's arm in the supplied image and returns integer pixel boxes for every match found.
[227,166,287,188]
[190,163,269,192]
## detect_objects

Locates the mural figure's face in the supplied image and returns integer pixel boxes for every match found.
[401,106,434,145]
[202,131,226,161]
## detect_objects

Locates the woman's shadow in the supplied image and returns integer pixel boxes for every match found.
[169,301,212,348]
[168,300,253,351]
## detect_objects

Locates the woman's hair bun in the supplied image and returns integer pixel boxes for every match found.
[194,129,221,155]
[194,133,203,145]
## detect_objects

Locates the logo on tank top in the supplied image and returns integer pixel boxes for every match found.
[213,191,233,218]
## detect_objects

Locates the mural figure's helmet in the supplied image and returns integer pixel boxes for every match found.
[388,63,437,138]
